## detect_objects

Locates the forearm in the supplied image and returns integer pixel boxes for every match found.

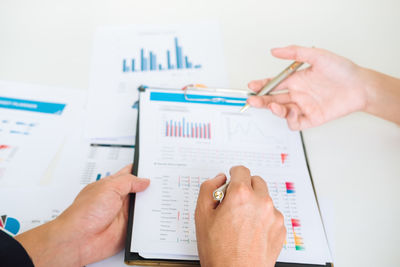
[15,219,80,267]
[362,67,400,124]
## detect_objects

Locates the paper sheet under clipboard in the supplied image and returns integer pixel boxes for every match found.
[127,87,332,266]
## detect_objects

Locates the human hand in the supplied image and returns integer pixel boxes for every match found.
[195,166,286,267]
[247,45,369,130]
[15,164,150,267]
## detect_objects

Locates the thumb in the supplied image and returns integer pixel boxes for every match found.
[109,174,150,197]
[130,177,150,193]
[271,45,318,65]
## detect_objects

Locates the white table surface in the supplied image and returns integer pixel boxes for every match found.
[1,1,399,266]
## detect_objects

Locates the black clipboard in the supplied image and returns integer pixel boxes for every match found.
[125,86,333,267]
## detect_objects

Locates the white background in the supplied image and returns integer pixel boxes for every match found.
[1,1,399,266]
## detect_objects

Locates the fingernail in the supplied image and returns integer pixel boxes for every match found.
[216,173,226,178]
[288,109,296,119]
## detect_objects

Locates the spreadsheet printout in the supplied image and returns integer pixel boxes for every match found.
[130,88,331,265]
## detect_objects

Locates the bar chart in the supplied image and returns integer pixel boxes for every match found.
[122,37,202,73]
[165,118,211,139]
[291,219,305,250]
[285,182,295,194]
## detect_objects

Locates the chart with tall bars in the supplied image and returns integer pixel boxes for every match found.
[164,118,211,139]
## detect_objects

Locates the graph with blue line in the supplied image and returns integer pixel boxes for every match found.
[122,37,202,73]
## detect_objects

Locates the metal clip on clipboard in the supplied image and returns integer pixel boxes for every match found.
[181,84,251,104]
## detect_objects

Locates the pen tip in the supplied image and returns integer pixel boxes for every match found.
[240,104,250,113]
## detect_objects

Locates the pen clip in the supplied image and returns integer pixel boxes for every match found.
[182,85,249,104]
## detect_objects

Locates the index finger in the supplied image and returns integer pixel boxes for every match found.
[229,166,252,190]
[271,45,319,65]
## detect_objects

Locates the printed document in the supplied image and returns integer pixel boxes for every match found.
[130,88,332,265]
[86,21,228,145]
[0,81,86,188]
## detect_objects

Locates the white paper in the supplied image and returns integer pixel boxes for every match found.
[131,88,332,265]
[80,145,134,185]
[0,81,86,188]
[86,21,229,145]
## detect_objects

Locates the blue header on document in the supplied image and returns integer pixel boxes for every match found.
[0,96,66,115]
[149,92,246,106]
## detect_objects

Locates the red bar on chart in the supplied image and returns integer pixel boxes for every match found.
[285,182,295,194]
[281,153,288,164]
[164,118,212,140]
[291,218,301,228]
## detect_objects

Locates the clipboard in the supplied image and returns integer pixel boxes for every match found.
[125,85,333,267]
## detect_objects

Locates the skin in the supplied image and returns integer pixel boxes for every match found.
[15,164,150,267]
[13,45,399,266]
[247,45,400,130]
[15,165,285,267]
[195,166,286,267]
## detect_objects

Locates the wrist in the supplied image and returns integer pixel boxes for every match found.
[15,218,81,267]
[358,67,380,114]
[359,66,400,124]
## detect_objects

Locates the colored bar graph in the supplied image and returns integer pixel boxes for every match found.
[291,219,304,250]
[122,37,202,73]
[165,118,211,140]
[285,182,295,194]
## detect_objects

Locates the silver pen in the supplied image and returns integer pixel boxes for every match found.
[240,61,304,112]
[213,182,230,201]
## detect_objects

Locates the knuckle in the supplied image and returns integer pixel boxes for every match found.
[199,180,210,192]
[233,184,252,203]
[261,196,274,211]
[276,210,285,225]
[253,175,267,186]
[231,165,249,172]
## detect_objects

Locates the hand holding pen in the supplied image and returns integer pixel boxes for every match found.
[195,166,286,267]
[245,45,376,130]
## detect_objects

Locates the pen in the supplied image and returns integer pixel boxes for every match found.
[240,61,304,112]
[213,182,230,201]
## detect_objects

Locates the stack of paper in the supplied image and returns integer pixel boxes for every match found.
[1,21,231,267]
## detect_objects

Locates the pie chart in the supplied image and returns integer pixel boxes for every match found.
[0,215,20,235]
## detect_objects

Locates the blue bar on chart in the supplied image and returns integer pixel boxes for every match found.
[122,37,202,73]
[165,118,211,139]
[96,172,111,181]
